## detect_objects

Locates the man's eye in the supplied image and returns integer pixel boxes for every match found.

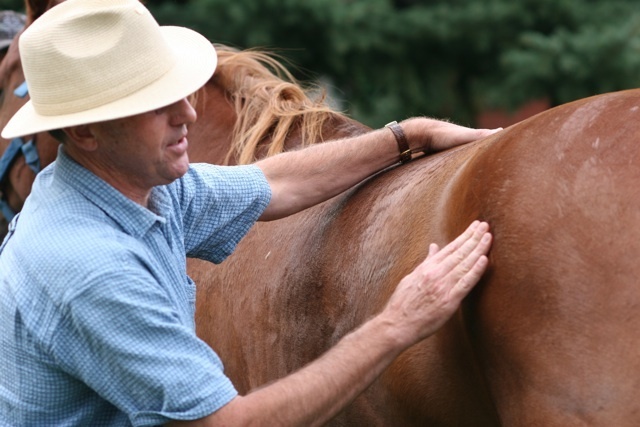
[154,106,169,115]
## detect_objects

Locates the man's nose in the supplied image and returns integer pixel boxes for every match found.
[169,98,197,126]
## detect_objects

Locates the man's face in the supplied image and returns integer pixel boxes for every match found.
[86,98,197,192]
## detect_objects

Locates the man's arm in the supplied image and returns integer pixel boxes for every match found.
[256,118,501,220]
[167,220,492,427]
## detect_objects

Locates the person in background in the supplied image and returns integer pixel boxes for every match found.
[0,10,25,56]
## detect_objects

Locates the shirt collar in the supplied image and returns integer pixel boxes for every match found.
[53,146,170,237]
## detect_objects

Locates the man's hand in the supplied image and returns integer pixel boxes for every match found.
[382,220,492,347]
[402,118,502,154]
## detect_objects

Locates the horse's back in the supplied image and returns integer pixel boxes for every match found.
[459,89,640,425]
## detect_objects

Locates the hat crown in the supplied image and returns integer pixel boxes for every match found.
[21,0,175,116]
[1,0,217,139]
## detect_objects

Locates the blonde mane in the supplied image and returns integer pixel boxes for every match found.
[211,44,342,165]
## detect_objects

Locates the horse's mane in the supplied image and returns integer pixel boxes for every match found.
[210,44,346,165]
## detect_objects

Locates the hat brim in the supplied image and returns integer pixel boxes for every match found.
[1,26,217,139]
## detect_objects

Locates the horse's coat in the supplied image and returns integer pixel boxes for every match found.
[190,54,640,425]
[1,2,640,425]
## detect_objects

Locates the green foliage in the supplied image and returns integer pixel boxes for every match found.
[0,0,25,12]
[134,1,640,126]
[497,12,640,108]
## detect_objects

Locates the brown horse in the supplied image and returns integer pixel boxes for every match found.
[190,71,640,426]
[3,2,640,425]
[189,45,640,426]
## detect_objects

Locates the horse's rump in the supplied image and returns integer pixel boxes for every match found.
[460,90,640,425]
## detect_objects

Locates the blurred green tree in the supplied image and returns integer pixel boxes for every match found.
[0,0,24,12]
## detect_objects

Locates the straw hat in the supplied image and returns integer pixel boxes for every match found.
[1,0,217,139]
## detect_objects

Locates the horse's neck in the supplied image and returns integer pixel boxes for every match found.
[195,76,371,166]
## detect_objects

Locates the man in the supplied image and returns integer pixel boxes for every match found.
[0,0,496,425]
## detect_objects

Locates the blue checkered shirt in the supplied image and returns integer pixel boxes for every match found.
[0,147,271,426]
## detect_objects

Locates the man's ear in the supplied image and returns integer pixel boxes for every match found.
[63,125,98,151]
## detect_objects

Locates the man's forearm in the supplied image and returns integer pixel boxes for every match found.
[256,124,400,221]
[194,314,404,427]
[256,118,499,221]
[238,315,403,426]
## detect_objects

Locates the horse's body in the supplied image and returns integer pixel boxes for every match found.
[191,85,640,425]
[2,2,640,425]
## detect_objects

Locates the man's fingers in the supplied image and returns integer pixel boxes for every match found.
[427,243,440,257]
[429,220,480,259]
[382,220,493,344]
[451,233,493,296]
[428,121,503,152]
[454,231,493,274]
[477,127,503,138]
[418,222,492,299]
[430,221,490,268]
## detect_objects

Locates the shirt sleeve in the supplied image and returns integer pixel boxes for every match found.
[174,163,271,263]
[50,263,237,426]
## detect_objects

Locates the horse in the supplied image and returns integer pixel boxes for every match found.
[3,1,640,425]
[190,76,640,426]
